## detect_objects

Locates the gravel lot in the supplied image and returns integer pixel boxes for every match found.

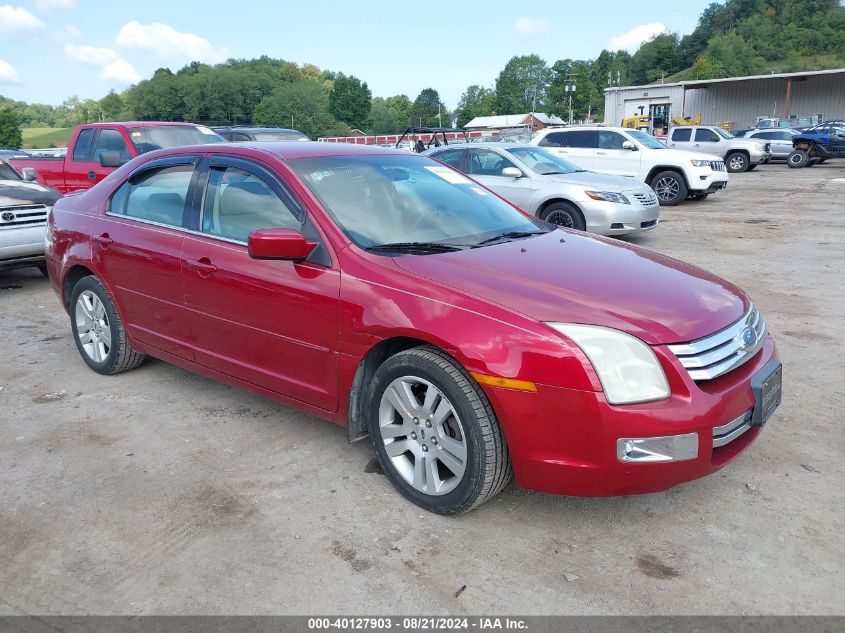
[1,162,843,615]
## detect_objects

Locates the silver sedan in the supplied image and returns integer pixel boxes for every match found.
[425,143,660,236]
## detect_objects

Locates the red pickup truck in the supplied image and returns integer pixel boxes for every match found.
[9,122,225,194]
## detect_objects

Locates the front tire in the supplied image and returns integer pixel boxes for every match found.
[650,171,688,206]
[70,276,145,375]
[367,346,512,515]
[540,201,586,231]
[787,149,809,168]
[726,152,749,173]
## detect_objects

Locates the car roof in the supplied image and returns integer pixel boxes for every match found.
[214,126,304,134]
[146,141,414,161]
[429,142,532,152]
[82,121,209,129]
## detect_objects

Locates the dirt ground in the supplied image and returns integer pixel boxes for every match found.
[1,162,843,615]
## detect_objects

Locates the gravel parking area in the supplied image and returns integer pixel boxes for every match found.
[1,162,843,615]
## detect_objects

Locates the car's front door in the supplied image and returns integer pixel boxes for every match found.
[692,128,723,155]
[63,127,102,193]
[96,156,197,359]
[467,149,534,210]
[181,156,340,411]
[594,130,640,178]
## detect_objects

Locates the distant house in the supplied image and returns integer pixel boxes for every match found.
[464,112,566,133]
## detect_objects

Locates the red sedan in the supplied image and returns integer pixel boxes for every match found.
[45,142,782,514]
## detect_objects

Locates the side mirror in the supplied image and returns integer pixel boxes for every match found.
[22,167,38,182]
[502,166,523,178]
[99,151,127,168]
[622,141,638,151]
[248,228,316,261]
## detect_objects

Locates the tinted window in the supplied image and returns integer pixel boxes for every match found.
[538,132,567,147]
[230,133,252,141]
[72,128,96,162]
[598,131,627,149]
[694,129,720,142]
[468,149,517,176]
[127,126,224,154]
[202,166,301,242]
[565,130,598,148]
[432,149,465,171]
[94,129,132,163]
[109,165,193,227]
[671,128,692,142]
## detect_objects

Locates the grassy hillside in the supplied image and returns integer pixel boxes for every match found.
[20,127,74,149]
[665,52,845,83]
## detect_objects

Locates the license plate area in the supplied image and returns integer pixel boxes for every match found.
[751,360,782,426]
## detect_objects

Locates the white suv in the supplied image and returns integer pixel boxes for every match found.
[530,126,728,206]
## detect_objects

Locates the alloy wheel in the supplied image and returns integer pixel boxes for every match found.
[545,210,575,228]
[378,375,467,496]
[75,290,112,363]
[729,155,746,171]
[654,177,680,201]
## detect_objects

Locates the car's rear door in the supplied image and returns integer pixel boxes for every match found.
[538,131,597,170]
[180,155,340,411]
[667,127,693,151]
[95,155,198,359]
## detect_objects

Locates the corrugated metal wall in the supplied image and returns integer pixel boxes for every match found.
[605,72,845,128]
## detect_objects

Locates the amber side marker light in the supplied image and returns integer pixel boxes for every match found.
[470,372,537,392]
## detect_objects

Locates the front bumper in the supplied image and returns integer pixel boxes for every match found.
[481,335,778,496]
[687,166,728,194]
[0,224,46,267]
[580,199,661,236]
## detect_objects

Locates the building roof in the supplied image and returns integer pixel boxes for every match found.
[464,113,565,129]
[604,67,845,92]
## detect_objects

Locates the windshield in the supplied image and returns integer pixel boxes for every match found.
[290,154,546,251]
[127,125,224,154]
[714,128,735,139]
[508,147,583,175]
[253,131,309,141]
[626,130,667,149]
[0,159,21,181]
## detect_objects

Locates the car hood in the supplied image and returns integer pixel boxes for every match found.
[393,231,747,345]
[658,147,724,162]
[543,170,649,192]
[0,180,62,207]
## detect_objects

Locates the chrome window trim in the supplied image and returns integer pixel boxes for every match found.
[104,210,251,247]
[712,411,752,448]
[667,304,767,381]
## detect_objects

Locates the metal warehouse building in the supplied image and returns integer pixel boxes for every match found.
[604,67,845,131]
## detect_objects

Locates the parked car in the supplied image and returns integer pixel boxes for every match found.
[787,124,845,168]
[0,158,61,275]
[666,125,771,172]
[737,129,800,161]
[46,142,781,515]
[8,122,225,194]
[212,126,309,142]
[530,126,728,206]
[0,148,31,160]
[425,143,659,235]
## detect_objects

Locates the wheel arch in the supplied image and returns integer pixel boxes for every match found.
[62,264,96,311]
[537,197,581,217]
[645,165,690,189]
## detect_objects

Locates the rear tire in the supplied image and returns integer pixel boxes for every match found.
[726,152,749,173]
[540,201,586,231]
[788,149,809,168]
[37,263,49,278]
[650,171,688,206]
[69,276,145,375]
[367,346,512,515]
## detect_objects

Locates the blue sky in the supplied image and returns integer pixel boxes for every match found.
[1,0,712,109]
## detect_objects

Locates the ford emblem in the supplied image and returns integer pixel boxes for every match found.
[1,211,14,222]
[738,326,757,351]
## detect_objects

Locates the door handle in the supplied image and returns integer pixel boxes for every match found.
[596,151,607,155]
[87,171,96,181]
[93,233,114,248]
[187,257,218,277]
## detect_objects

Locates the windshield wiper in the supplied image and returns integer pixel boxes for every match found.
[473,230,547,247]
[365,241,466,254]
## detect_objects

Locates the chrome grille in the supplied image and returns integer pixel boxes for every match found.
[709,161,726,171]
[764,142,771,153]
[632,191,659,207]
[667,304,766,381]
[0,204,48,229]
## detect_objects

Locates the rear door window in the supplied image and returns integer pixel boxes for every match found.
[72,128,96,162]
[432,149,466,171]
[565,130,598,148]
[538,132,567,147]
[109,164,194,227]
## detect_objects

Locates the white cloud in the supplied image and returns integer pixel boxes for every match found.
[62,24,81,38]
[0,4,44,34]
[115,21,228,63]
[35,0,76,9]
[610,22,668,52]
[64,43,119,66]
[0,59,22,84]
[101,59,141,85]
[513,17,551,35]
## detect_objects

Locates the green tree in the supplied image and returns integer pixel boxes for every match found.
[411,88,446,127]
[254,80,337,139]
[629,33,680,84]
[454,85,497,127]
[0,107,22,148]
[367,97,403,134]
[494,55,549,114]
[99,91,126,121]
[329,73,372,129]
[385,94,412,126]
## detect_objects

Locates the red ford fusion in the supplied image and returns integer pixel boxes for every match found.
[45,142,782,514]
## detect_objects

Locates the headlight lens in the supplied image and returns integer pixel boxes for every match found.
[547,323,670,405]
[690,159,711,167]
[585,191,629,204]
[753,142,765,151]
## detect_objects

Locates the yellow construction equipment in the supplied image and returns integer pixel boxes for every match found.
[622,114,650,130]
[670,113,702,126]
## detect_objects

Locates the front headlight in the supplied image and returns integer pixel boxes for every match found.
[753,142,765,151]
[690,159,711,167]
[585,191,629,204]
[547,323,670,405]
